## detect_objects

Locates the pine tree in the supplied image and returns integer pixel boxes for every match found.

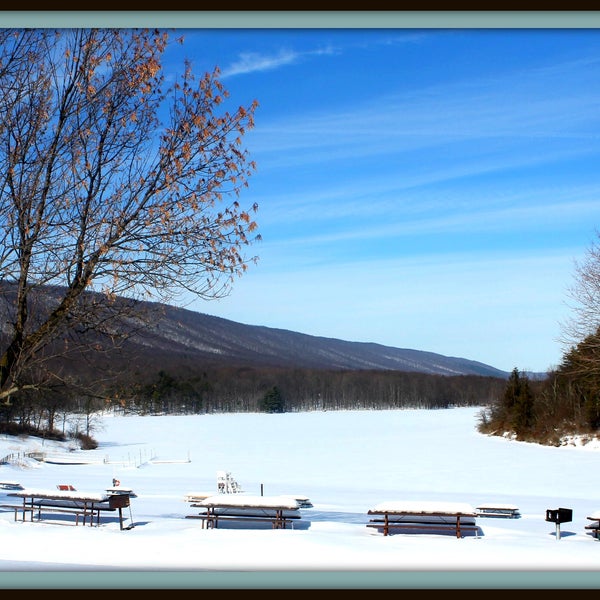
[260,386,285,413]
[502,368,535,436]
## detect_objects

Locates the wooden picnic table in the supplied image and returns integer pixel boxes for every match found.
[184,491,215,503]
[0,481,24,491]
[367,500,479,538]
[585,511,600,539]
[186,494,302,529]
[4,488,132,529]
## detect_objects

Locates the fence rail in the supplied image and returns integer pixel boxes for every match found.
[0,451,43,465]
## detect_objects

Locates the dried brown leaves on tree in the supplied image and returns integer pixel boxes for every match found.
[0,29,260,403]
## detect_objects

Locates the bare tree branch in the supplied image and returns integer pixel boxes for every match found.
[0,29,260,403]
[560,229,600,352]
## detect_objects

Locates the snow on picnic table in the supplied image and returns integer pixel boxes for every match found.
[369,500,477,515]
[198,494,300,509]
[8,488,110,502]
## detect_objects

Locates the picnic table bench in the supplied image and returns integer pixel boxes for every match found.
[367,501,479,538]
[476,503,520,518]
[585,511,600,539]
[186,494,301,530]
[0,501,36,521]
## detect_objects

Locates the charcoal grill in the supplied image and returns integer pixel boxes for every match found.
[545,507,572,540]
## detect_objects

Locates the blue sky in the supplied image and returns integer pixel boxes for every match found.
[157,24,600,374]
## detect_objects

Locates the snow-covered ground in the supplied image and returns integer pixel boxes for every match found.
[0,406,599,589]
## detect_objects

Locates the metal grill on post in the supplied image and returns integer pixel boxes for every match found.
[108,493,131,530]
[545,507,572,540]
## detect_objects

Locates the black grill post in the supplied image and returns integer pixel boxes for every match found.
[545,507,573,540]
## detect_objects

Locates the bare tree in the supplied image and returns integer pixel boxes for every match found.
[561,229,600,353]
[0,29,260,404]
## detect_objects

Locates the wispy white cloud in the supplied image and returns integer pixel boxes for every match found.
[221,50,298,78]
[253,170,600,236]
[216,28,426,79]
[249,55,600,165]
[221,45,337,78]
[258,197,600,250]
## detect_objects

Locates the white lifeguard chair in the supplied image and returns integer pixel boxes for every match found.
[216,470,243,494]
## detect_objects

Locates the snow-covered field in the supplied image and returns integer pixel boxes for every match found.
[1,406,599,589]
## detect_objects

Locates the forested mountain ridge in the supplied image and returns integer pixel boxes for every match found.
[122,301,510,377]
[0,282,515,385]
[0,286,512,426]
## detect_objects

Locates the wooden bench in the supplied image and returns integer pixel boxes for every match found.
[585,513,600,539]
[1,500,89,524]
[585,521,600,538]
[31,501,93,526]
[476,504,520,519]
[186,511,300,529]
[367,501,479,539]
[0,503,35,521]
[34,498,129,528]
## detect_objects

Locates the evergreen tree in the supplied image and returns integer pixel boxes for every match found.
[260,386,285,413]
[500,368,535,436]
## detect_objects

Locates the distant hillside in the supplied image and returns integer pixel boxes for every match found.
[0,286,515,422]
[0,284,510,379]
[125,302,510,378]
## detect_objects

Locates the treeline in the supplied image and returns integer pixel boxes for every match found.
[479,326,600,445]
[113,367,506,415]
[0,364,507,442]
